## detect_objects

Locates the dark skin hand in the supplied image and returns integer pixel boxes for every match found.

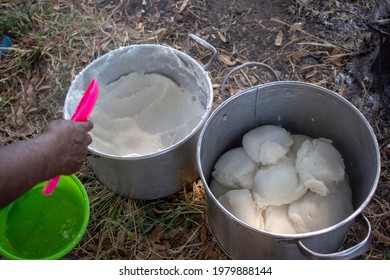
[0,119,93,209]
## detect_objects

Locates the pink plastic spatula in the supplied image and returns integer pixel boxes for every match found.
[42,78,99,195]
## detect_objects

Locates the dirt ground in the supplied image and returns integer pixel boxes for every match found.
[1,0,389,259]
[126,0,389,105]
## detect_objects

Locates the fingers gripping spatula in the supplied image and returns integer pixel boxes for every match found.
[42,79,99,195]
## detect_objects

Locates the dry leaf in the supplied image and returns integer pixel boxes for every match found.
[200,224,207,244]
[29,75,40,86]
[103,23,113,32]
[15,106,25,127]
[217,31,227,43]
[54,0,60,10]
[291,34,300,41]
[239,75,250,87]
[128,29,142,40]
[372,229,390,245]
[218,54,236,66]
[25,70,32,80]
[205,247,217,259]
[116,230,126,247]
[291,49,309,62]
[330,48,342,66]
[153,243,168,252]
[81,56,91,63]
[291,22,303,32]
[235,57,250,64]
[136,22,144,31]
[26,84,34,97]
[304,69,317,79]
[275,30,283,46]
[178,0,189,13]
[27,107,39,114]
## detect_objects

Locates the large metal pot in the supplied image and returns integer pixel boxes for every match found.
[197,63,381,259]
[64,35,217,200]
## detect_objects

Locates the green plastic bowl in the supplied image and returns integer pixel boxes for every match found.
[0,175,90,260]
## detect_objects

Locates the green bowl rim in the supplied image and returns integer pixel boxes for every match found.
[0,174,90,260]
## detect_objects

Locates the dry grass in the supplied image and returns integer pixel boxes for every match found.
[0,0,389,259]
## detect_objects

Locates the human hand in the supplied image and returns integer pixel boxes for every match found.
[41,119,93,175]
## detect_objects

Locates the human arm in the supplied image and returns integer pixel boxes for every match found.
[0,119,93,209]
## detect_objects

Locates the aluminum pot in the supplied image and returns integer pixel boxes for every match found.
[196,63,381,259]
[64,34,217,200]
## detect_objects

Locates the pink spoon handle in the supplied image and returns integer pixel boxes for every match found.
[71,79,99,122]
[42,79,99,196]
[42,176,60,195]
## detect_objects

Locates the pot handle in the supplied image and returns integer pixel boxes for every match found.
[185,34,218,71]
[297,214,372,260]
[220,62,280,100]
